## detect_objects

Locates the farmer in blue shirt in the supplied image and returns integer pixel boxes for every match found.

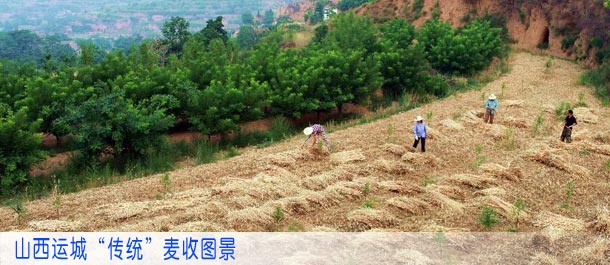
[485,94,498,124]
[412,115,427,152]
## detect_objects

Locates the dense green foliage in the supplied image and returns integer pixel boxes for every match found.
[0,12,506,196]
[0,106,44,196]
[419,19,504,75]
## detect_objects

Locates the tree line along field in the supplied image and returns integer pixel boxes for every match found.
[0,0,302,38]
[1,10,509,200]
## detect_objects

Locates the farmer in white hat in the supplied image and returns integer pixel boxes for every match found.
[302,124,331,151]
[412,115,427,152]
[484,94,498,124]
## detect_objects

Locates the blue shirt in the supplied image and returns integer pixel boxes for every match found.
[413,122,427,138]
[486,99,498,109]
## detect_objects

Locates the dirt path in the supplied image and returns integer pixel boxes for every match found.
[1,52,609,234]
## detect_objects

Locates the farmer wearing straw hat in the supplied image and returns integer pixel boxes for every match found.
[302,124,331,151]
[484,94,498,124]
[412,115,427,152]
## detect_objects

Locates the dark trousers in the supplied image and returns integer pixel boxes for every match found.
[485,108,495,124]
[560,127,572,143]
[413,137,426,152]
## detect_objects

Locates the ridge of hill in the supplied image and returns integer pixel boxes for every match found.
[1,52,609,236]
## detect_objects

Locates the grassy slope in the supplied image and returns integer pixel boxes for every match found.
[1,52,609,233]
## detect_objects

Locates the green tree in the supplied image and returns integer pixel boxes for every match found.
[161,16,190,54]
[187,65,269,138]
[262,9,274,26]
[242,11,255,25]
[0,105,43,195]
[237,25,259,50]
[197,16,229,46]
[323,12,378,55]
[55,90,174,163]
[313,24,329,43]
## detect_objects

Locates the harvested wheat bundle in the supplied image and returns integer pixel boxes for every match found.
[573,107,598,124]
[584,143,610,156]
[95,201,150,222]
[425,126,444,140]
[170,221,224,232]
[529,252,561,265]
[310,226,338,232]
[523,145,591,178]
[504,100,525,108]
[485,124,507,140]
[225,195,259,209]
[378,181,424,195]
[460,110,485,124]
[347,209,399,229]
[479,163,523,181]
[27,220,83,232]
[381,143,407,156]
[260,153,296,168]
[272,196,313,215]
[301,168,355,191]
[226,206,275,231]
[533,211,586,232]
[567,239,610,265]
[593,130,610,144]
[422,191,465,214]
[440,174,496,189]
[330,149,366,164]
[571,129,591,141]
[420,223,470,232]
[473,187,507,197]
[370,158,414,175]
[475,195,529,220]
[439,119,465,131]
[107,215,173,232]
[429,185,467,200]
[502,116,529,128]
[392,250,434,265]
[386,196,430,215]
[304,190,339,208]
[324,181,363,200]
[213,173,300,201]
[586,206,610,235]
[401,152,441,167]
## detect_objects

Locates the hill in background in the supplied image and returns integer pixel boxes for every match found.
[0,0,301,38]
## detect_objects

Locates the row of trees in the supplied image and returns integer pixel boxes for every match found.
[0,12,506,195]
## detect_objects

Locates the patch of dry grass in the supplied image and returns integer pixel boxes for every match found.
[347,209,399,230]
[330,149,366,164]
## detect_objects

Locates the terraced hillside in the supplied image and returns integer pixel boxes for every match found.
[1,53,609,237]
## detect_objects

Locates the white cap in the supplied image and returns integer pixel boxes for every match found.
[415,115,423,121]
[303,127,314,136]
[489,94,497,100]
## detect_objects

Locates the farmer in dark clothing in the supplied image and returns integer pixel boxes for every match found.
[560,109,577,143]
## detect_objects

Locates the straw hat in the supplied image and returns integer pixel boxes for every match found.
[415,115,423,122]
[303,127,314,135]
[488,94,497,100]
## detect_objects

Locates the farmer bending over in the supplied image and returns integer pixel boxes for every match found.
[303,124,331,151]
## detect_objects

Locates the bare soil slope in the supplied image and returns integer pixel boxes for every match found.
[1,52,609,234]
